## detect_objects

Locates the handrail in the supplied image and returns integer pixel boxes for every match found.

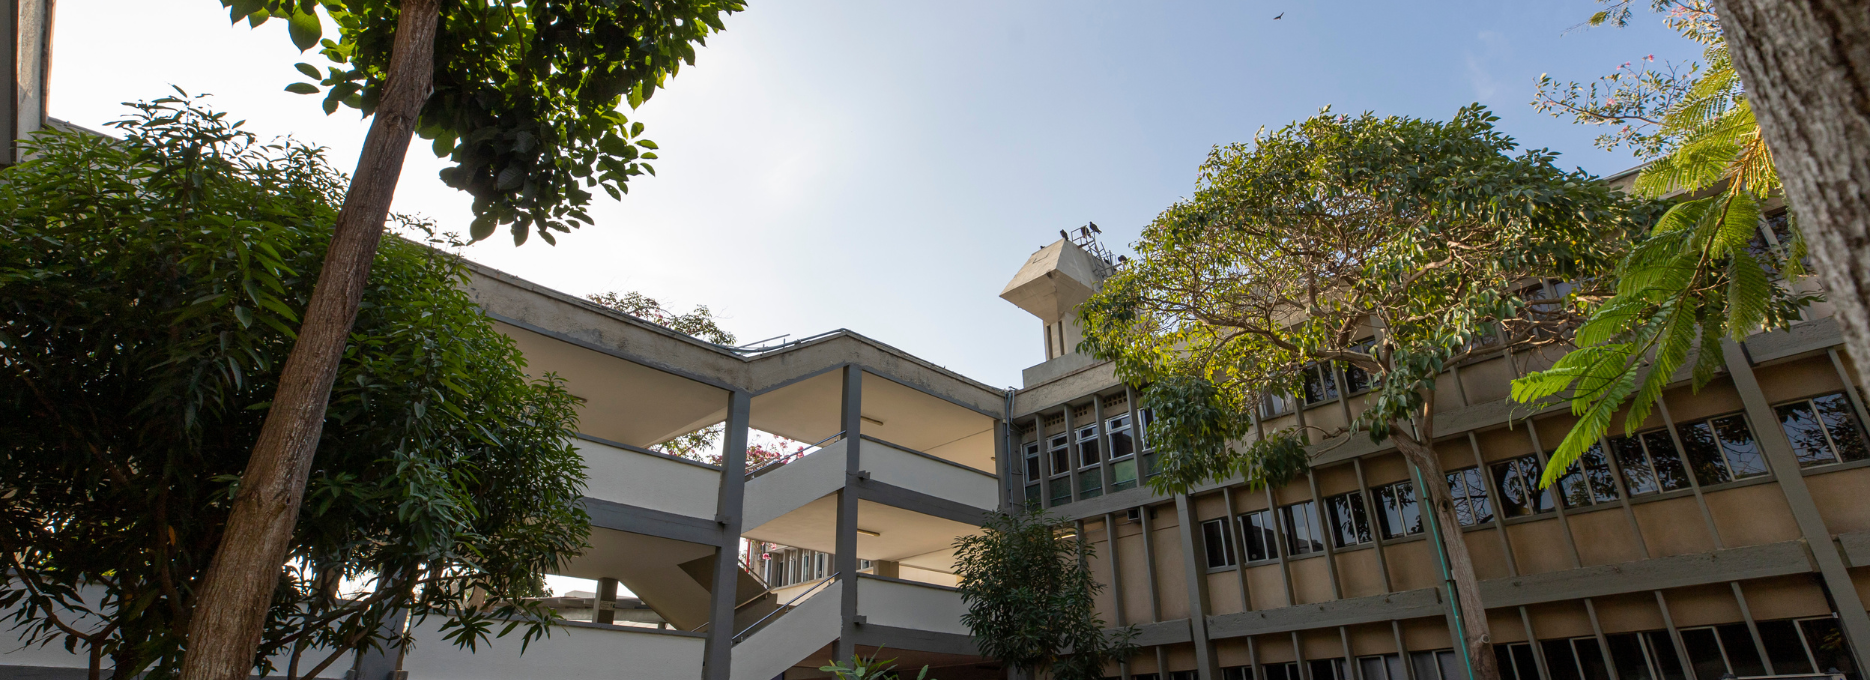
[732,572,838,643]
[746,431,845,479]
[859,435,999,479]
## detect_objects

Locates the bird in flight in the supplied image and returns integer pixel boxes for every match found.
[1274,12,1283,19]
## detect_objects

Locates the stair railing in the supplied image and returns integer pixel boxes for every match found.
[731,572,838,643]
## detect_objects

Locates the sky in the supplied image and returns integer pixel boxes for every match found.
[53,1,1700,389]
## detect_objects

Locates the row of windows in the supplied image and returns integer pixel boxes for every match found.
[1115,616,1853,680]
[1197,392,1869,568]
[1024,408,1153,507]
[761,547,870,588]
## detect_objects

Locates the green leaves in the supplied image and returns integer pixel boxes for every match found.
[284,82,320,94]
[286,8,322,51]
[953,510,1136,679]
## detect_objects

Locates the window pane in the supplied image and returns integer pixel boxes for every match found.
[1780,401,1840,466]
[1716,624,1766,677]
[1575,638,1613,680]
[1360,658,1389,680]
[1079,472,1103,499]
[1462,468,1494,523]
[1050,480,1073,506]
[1606,633,1654,680]
[1756,620,1815,675]
[1050,435,1071,475]
[1203,519,1235,568]
[1611,435,1659,495]
[1582,445,1620,503]
[1111,459,1138,490]
[1411,652,1444,680]
[1309,659,1341,680]
[1493,457,1544,517]
[1345,363,1371,394]
[1646,631,1688,680]
[1713,415,1768,478]
[1079,426,1102,467]
[1679,628,1727,680]
[1377,482,1422,538]
[1109,426,1135,459]
[1815,393,1870,463]
[1242,510,1275,562]
[1285,502,1322,555]
[1679,422,1734,486]
[1798,618,1857,680]
[1304,364,1339,404]
[1642,430,1694,491]
[1511,644,1542,680]
[1328,492,1371,547]
[1544,640,1583,680]
[1438,651,1464,680]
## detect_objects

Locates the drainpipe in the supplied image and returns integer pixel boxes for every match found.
[1412,464,1478,680]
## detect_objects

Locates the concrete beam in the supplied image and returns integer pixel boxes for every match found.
[849,624,980,657]
[1206,589,1444,640]
[851,478,990,527]
[578,496,729,547]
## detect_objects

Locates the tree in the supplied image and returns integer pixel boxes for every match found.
[1077,106,1648,680]
[0,97,589,680]
[1521,1,1818,481]
[818,650,933,680]
[585,291,737,346]
[188,1,741,677]
[952,510,1136,680]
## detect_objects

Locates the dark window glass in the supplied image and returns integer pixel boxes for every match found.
[1202,518,1236,568]
[1078,471,1102,499]
[1679,421,1735,485]
[1799,617,1858,680]
[1023,483,1040,507]
[1359,657,1389,680]
[1496,643,1541,680]
[1049,434,1071,476]
[1717,623,1766,677]
[1756,619,1815,675]
[1491,455,1553,517]
[1344,341,1375,395]
[1438,651,1465,680]
[1816,394,1870,462]
[1049,479,1072,506]
[1108,414,1135,459]
[1303,363,1340,405]
[1558,444,1622,508]
[1283,501,1324,555]
[1310,659,1348,680]
[1326,492,1372,547]
[1447,467,1494,526]
[1078,425,1101,468]
[1264,663,1298,680]
[1778,393,1870,467]
[1172,671,1199,680]
[1606,633,1655,680]
[1111,458,1138,491]
[1680,628,1728,680]
[1610,435,1659,495]
[1545,640,1584,680]
[1264,392,1295,418]
[1575,638,1613,680]
[1646,631,1688,680]
[1643,430,1694,491]
[1223,668,1255,680]
[1713,415,1768,477]
[1138,408,1155,449]
[1241,509,1277,562]
[1024,442,1042,480]
[1376,481,1423,538]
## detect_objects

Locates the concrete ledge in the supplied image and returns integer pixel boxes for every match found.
[1838,531,1870,568]
[1745,317,1843,365]
[853,477,992,527]
[578,496,730,547]
[1477,540,1813,608]
[1206,588,1444,640]
[1129,618,1193,647]
[1021,352,1100,389]
[850,623,979,657]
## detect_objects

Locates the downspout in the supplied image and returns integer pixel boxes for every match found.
[1411,464,1478,680]
[1004,387,1018,512]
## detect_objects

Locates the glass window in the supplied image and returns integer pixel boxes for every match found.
[1777,392,1869,467]
[1343,340,1376,395]
[1679,414,1768,485]
[1645,631,1688,680]
[1302,363,1340,405]
[1263,662,1300,680]
[1078,470,1103,499]
[1264,391,1295,418]
[1491,454,1555,517]
[1496,643,1542,680]
[1023,441,1041,480]
[1138,408,1155,450]
[1642,430,1695,491]
[1409,651,1465,680]
[1049,434,1071,476]
[1798,617,1858,680]
[1326,491,1372,547]
[1447,467,1494,526]
[1223,667,1256,680]
[1023,483,1040,509]
[1240,509,1278,562]
[1608,431,1693,496]
[1077,425,1101,468]
[1202,518,1236,568]
[1544,639,1583,680]
[1358,655,1406,680]
[1605,632,1657,680]
[1557,443,1621,508]
[1756,619,1816,675]
[1282,501,1324,556]
[1049,478,1072,507]
[1108,414,1135,459]
[1376,480,1423,539]
[1111,458,1139,491]
[1309,659,1348,680]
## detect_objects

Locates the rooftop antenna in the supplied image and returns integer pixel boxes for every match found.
[1065,222,1119,279]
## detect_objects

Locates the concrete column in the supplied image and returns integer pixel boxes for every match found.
[1176,493,1220,680]
[596,577,620,625]
[1722,340,1870,672]
[703,390,752,680]
[835,366,864,661]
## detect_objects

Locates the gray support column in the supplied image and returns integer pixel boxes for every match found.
[1468,432,1521,577]
[1294,631,1312,680]
[835,367,864,661]
[703,390,752,680]
[1140,502,1164,622]
[348,608,410,680]
[1224,486,1254,610]
[1829,349,1870,441]
[1034,414,1047,509]
[1307,471,1345,600]
[1266,487,1298,607]
[1353,458,1394,594]
[596,577,620,625]
[1584,598,1620,680]
[1723,340,1870,672]
[1176,493,1221,680]
[1097,393,1116,491]
[1249,634,1262,680]
[1654,591,1697,680]
[1652,395,1727,548]
[1065,403,1081,503]
[1342,626,1360,680]
[1730,583,1775,675]
[1158,646,1172,679]
[1393,620,1416,680]
[998,394,1016,511]
[1521,606,1551,680]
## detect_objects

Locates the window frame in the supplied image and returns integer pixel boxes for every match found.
[1325,490,1373,548]
[1201,518,1237,569]
[1281,500,1325,557]
[1445,466,1495,527]
[1374,480,1424,540]
[1488,454,1554,518]
[1676,412,1770,486]
[1238,509,1279,563]
[1774,391,1870,468]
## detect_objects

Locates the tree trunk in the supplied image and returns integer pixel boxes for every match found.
[1714,0,1870,372]
[177,2,440,679]
[1394,434,1500,680]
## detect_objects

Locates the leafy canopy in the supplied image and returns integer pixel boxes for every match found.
[228,0,742,244]
[0,96,589,679]
[1079,105,1647,493]
[952,511,1135,680]
[1519,0,1814,488]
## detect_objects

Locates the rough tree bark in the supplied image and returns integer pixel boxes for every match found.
[178,1,441,678]
[1392,405,1499,680]
[1714,0,1870,371]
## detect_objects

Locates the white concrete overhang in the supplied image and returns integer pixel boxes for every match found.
[999,239,1105,322]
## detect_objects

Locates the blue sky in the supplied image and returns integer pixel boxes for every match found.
[56,1,1698,388]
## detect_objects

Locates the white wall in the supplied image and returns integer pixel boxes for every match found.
[401,617,706,680]
[863,440,999,511]
[742,438,848,531]
[730,585,841,680]
[577,438,720,519]
[856,577,970,636]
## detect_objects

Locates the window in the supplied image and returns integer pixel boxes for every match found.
[1023,441,1042,480]
[1343,340,1376,395]
[1494,643,1543,680]
[1608,430,1694,496]
[1309,658,1349,680]
[1302,362,1340,405]
[1325,491,1372,547]
[1375,480,1424,538]
[1261,662,1301,680]
[1240,509,1278,562]
[1446,467,1494,526]
[1491,454,1555,517]
[1282,501,1324,556]
[1138,408,1155,448]
[1678,414,1768,485]
[1107,414,1138,491]
[1777,392,1869,467]
[1170,673,1199,680]
[1358,655,1407,680]
[1048,434,1071,476]
[1201,518,1237,568]
[1223,667,1256,680]
[1263,391,1296,418]
[1680,623,1768,680]
[1077,424,1102,468]
[1049,479,1073,507]
[1410,650,1465,680]
[1556,443,1621,508]
[1078,470,1103,499]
